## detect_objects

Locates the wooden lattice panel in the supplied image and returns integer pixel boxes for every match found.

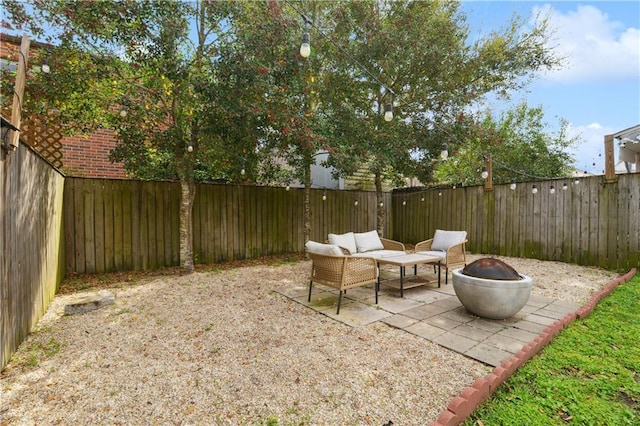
[20,117,64,168]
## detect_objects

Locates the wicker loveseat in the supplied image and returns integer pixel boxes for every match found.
[305,241,378,314]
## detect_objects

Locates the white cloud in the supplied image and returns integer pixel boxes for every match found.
[533,4,640,82]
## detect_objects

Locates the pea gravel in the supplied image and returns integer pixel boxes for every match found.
[0,257,618,425]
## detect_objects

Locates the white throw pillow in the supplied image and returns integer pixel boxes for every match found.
[305,240,344,256]
[354,230,384,253]
[431,230,467,251]
[328,232,357,254]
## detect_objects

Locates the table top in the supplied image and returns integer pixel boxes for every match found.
[375,253,443,266]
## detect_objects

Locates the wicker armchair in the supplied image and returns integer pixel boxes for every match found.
[380,237,405,251]
[414,230,467,284]
[307,251,378,314]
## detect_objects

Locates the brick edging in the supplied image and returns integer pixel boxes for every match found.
[429,268,638,426]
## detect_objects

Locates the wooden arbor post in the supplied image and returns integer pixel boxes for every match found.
[604,133,616,183]
[483,155,493,192]
[7,35,30,152]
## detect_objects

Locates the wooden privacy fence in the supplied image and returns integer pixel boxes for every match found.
[1,143,65,370]
[64,178,391,274]
[392,174,640,271]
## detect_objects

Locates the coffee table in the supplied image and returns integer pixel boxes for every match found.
[375,253,444,301]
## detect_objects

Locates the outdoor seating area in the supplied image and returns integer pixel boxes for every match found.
[306,230,466,313]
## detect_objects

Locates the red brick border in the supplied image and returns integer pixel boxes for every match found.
[429,268,637,426]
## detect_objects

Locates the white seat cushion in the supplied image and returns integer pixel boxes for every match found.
[354,230,385,253]
[415,250,446,260]
[305,241,344,256]
[352,249,405,259]
[431,230,467,251]
[328,232,357,254]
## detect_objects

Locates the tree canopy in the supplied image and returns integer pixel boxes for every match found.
[2,0,568,270]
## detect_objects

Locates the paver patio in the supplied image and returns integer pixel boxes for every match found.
[277,268,580,367]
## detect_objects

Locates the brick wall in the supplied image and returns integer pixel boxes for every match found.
[61,129,127,179]
[2,33,128,179]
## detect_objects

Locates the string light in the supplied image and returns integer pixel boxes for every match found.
[550,185,555,194]
[187,142,193,152]
[532,184,538,194]
[510,179,516,190]
[440,143,448,160]
[562,182,568,190]
[354,199,359,206]
[481,165,488,179]
[384,103,393,122]
[322,192,326,201]
[41,58,50,74]
[300,32,310,58]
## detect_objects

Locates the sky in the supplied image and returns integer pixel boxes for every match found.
[461,0,640,174]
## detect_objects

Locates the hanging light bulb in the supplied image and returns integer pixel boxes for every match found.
[285,185,290,191]
[550,185,555,194]
[240,168,245,175]
[354,199,359,206]
[510,179,517,190]
[384,103,393,121]
[402,199,406,206]
[41,58,50,74]
[379,201,384,207]
[187,142,193,153]
[300,32,310,58]
[438,191,442,196]
[322,192,326,201]
[440,143,448,160]
[562,182,568,191]
[574,178,579,185]
[420,196,425,202]
[481,165,489,179]
[532,184,538,194]
[119,106,127,118]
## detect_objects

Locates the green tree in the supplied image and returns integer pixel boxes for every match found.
[433,103,577,186]
[319,0,562,234]
[3,0,239,272]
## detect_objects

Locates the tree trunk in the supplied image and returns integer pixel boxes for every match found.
[375,172,385,236]
[303,157,312,245]
[179,178,196,273]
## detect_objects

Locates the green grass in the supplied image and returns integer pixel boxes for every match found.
[466,274,640,425]
[9,336,62,369]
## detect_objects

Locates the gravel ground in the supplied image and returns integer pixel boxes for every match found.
[0,255,619,425]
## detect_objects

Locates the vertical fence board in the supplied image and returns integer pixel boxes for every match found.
[112,181,124,271]
[64,179,76,273]
[94,180,105,272]
[103,181,115,272]
[628,175,640,268]
[122,181,133,270]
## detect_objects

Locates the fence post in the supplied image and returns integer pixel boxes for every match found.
[604,134,617,183]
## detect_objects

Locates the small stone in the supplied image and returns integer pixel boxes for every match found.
[64,290,115,315]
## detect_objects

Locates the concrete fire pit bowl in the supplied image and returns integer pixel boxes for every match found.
[452,258,533,320]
